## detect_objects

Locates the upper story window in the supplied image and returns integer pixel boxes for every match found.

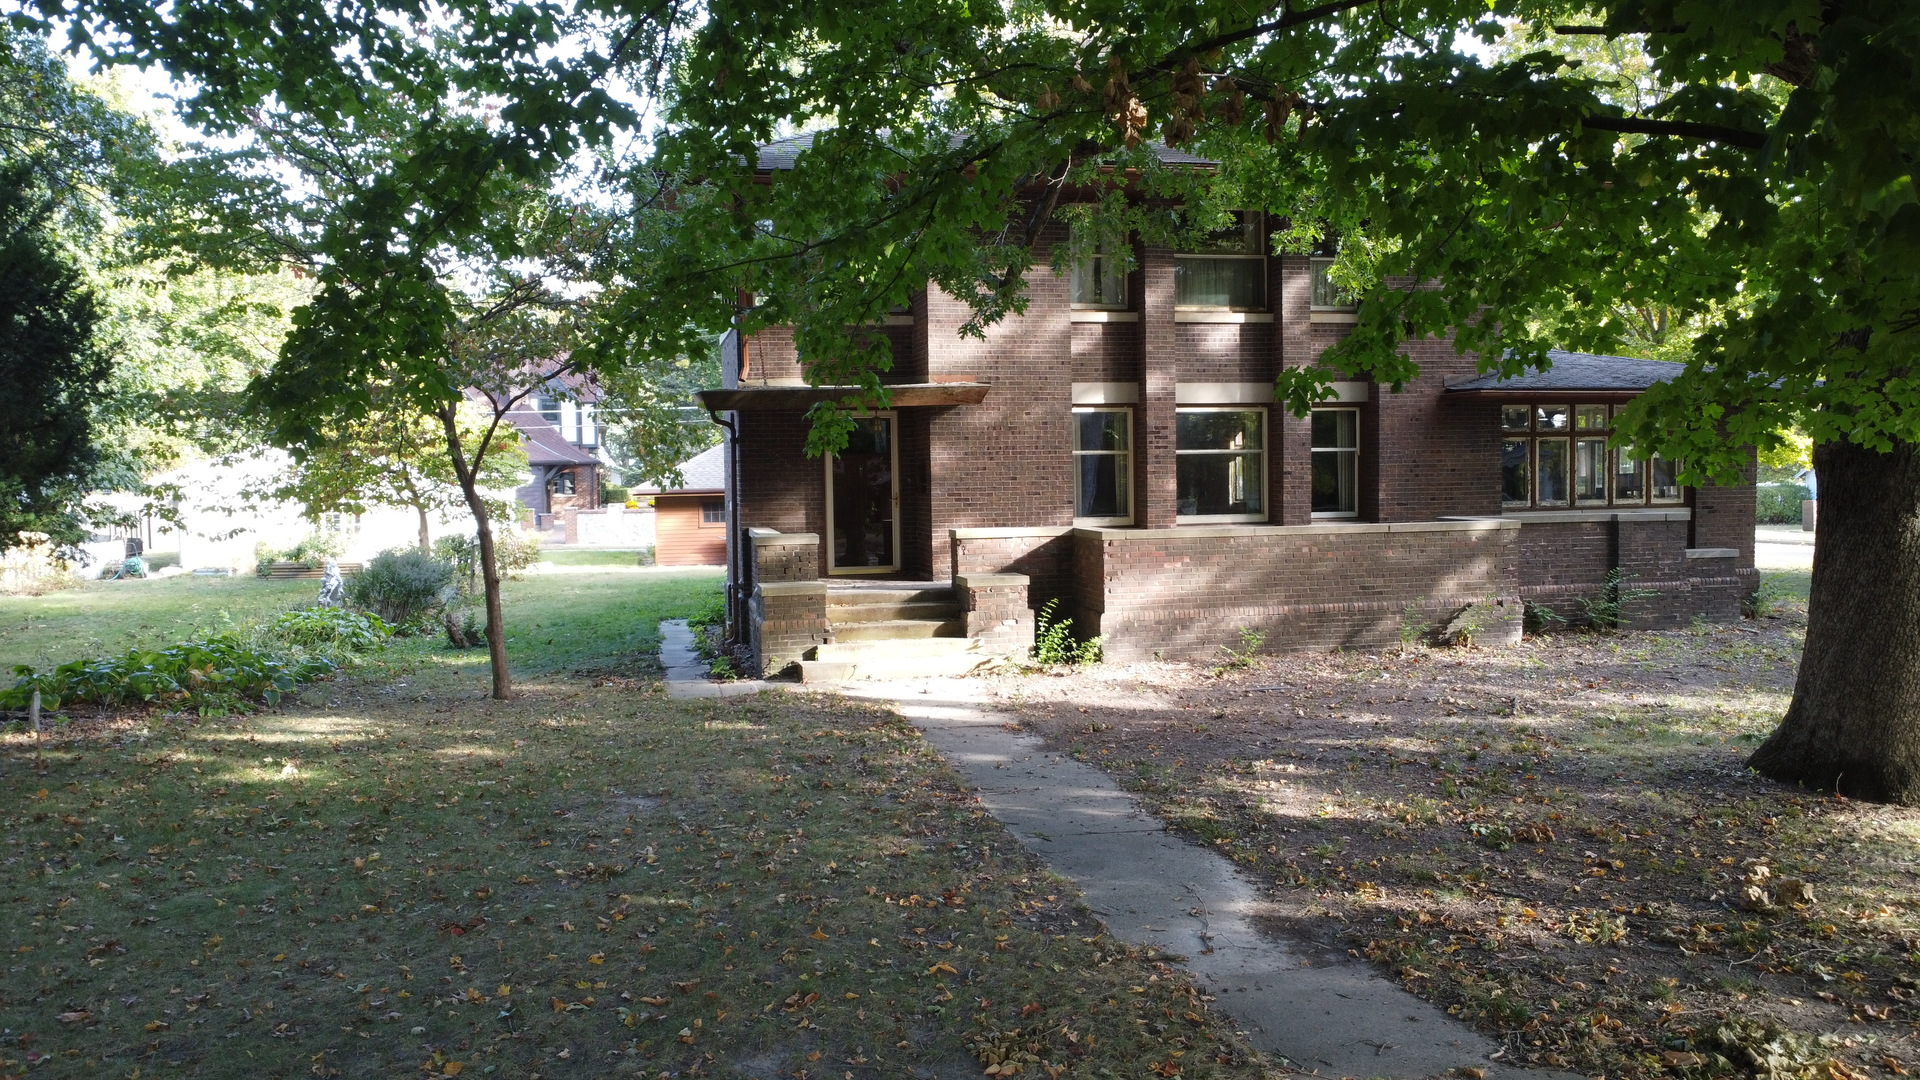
[1071,240,1129,309]
[1175,211,1265,310]
[536,394,563,425]
[1310,256,1358,311]
[1500,403,1684,510]
[1073,407,1133,525]
[1176,408,1266,521]
[1310,408,1360,517]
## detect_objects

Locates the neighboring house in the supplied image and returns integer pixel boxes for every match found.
[503,384,605,538]
[650,444,727,566]
[700,136,1758,678]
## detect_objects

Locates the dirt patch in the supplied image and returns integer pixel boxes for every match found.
[979,606,1920,1079]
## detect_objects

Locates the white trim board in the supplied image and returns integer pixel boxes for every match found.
[1072,382,1141,405]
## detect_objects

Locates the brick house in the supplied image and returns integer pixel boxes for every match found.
[504,386,604,540]
[700,138,1758,678]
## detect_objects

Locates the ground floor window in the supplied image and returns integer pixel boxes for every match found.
[550,470,577,496]
[1310,408,1359,517]
[701,499,725,524]
[1500,403,1683,509]
[1176,408,1265,521]
[1073,407,1132,524]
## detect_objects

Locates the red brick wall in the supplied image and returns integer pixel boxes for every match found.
[737,411,828,576]
[1078,522,1523,660]
[1691,452,1758,562]
[1070,323,1140,384]
[1177,324,1273,382]
[950,528,1075,616]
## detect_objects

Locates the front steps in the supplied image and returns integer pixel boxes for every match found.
[796,584,995,683]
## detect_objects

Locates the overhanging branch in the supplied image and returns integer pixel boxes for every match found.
[1582,115,1766,149]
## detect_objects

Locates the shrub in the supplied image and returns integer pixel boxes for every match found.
[346,548,455,629]
[433,530,541,592]
[258,607,391,652]
[1032,600,1102,666]
[1756,483,1810,525]
[4,636,336,716]
[603,485,630,506]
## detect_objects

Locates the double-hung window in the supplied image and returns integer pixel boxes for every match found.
[1176,408,1265,521]
[1071,239,1129,309]
[1072,408,1132,524]
[1309,257,1358,311]
[1310,408,1360,517]
[1501,403,1684,509]
[1175,212,1266,310]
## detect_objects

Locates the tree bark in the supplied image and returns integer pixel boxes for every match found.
[439,406,511,701]
[416,504,432,553]
[1749,438,1920,803]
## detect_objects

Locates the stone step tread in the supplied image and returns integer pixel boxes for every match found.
[798,653,995,683]
[827,600,964,623]
[827,619,966,642]
[812,636,987,661]
[826,588,957,606]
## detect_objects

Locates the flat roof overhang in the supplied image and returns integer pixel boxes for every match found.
[1442,388,1644,402]
[697,382,991,412]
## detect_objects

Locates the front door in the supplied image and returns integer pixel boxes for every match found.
[827,414,899,574]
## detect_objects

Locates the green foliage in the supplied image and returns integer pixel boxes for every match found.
[1032,599,1102,666]
[1756,483,1811,525]
[1578,569,1661,632]
[0,163,110,552]
[256,607,391,654]
[1213,627,1268,674]
[252,532,346,576]
[602,484,630,506]
[3,633,339,717]
[435,530,541,592]
[344,548,455,629]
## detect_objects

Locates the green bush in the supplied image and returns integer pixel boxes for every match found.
[433,530,541,592]
[4,637,336,716]
[1756,483,1810,525]
[258,607,391,653]
[346,548,455,629]
[1032,599,1102,666]
[603,485,631,506]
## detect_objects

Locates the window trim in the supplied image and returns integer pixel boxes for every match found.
[1309,406,1361,519]
[699,499,726,527]
[1071,406,1134,527]
[1174,405,1269,524]
[1174,211,1267,312]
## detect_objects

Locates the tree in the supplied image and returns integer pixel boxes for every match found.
[597,337,723,489]
[266,401,528,553]
[0,162,109,549]
[38,0,1917,790]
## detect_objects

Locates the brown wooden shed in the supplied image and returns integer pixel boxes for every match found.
[652,444,727,566]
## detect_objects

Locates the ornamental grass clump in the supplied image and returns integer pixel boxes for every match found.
[345,547,455,629]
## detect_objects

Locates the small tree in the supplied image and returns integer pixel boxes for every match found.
[268,400,527,552]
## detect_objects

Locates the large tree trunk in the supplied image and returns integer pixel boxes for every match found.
[1749,438,1920,802]
[415,504,432,553]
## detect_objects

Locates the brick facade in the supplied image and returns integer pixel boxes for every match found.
[716,220,1759,669]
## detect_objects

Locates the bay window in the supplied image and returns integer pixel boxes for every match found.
[1175,212,1265,310]
[1500,403,1684,509]
[1073,408,1133,524]
[1176,408,1265,521]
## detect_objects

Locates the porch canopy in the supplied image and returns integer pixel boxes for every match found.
[1444,350,1683,401]
[697,382,991,412]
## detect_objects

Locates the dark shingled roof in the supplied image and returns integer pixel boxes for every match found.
[662,443,725,494]
[756,131,1214,170]
[514,422,601,467]
[1445,350,1685,393]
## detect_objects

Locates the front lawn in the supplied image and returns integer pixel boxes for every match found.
[0,572,1267,1079]
[0,576,319,672]
[986,603,1920,1079]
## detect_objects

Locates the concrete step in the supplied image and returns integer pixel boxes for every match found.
[827,618,965,642]
[811,636,984,662]
[826,599,963,623]
[825,587,956,607]
[798,650,997,683]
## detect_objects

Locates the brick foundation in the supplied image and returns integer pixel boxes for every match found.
[746,530,827,674]
[956,573,1033,656]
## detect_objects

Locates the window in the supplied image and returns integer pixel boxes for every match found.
[701,499,725,525]
[1310,408,1359,517]
[536,394,563,425]
[1175,211,1265,309]
[1176,408,1265,521]
[1309,257,1357,310]
[550,470,576,496]
[1073,408,1132,524]
[1501,403,1682,509]
[1071,239,1128,309]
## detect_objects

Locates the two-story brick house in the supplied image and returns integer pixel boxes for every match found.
[700,137,1758,679]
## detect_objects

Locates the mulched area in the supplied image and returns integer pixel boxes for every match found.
[978,605,1920,1080]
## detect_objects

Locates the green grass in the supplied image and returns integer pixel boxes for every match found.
[0,576,319,671]
[540,550,653,568]
[0,571,1267,1079]
[500,570,720,675]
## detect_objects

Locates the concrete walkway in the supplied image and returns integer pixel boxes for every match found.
[658,619,769,699]
[656,627,1569,1078]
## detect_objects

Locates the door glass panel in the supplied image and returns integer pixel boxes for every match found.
[831,417,895,569]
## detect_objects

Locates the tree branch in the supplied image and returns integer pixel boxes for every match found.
[1581,115,1766,149]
